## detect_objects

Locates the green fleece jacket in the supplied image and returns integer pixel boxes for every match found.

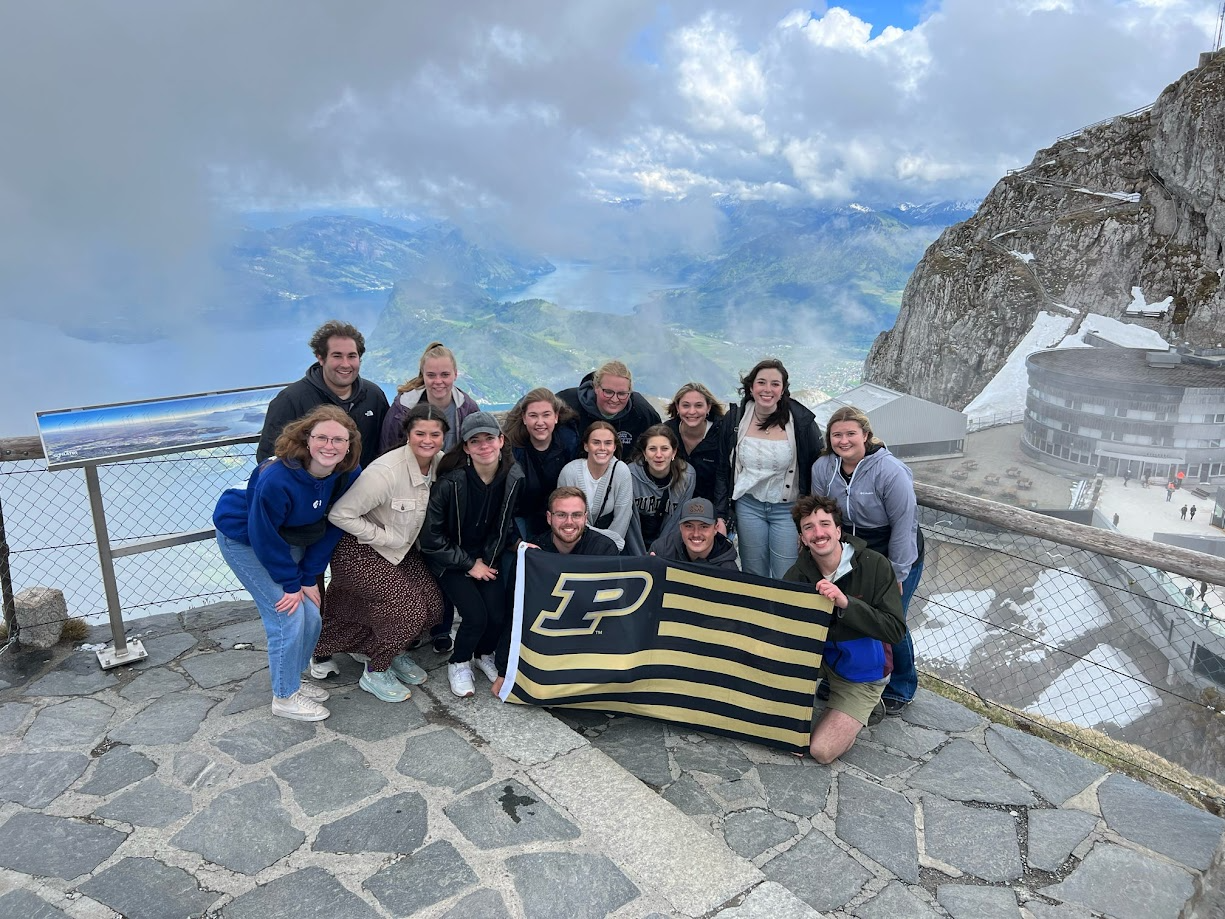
[783,533,905,681]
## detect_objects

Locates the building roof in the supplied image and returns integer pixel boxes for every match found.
[1028,348,1225,388]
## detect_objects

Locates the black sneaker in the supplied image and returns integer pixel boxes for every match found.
[881,697,910,716]
[867,699,887,727]
[816,681,830,702]
[432,633,454,655]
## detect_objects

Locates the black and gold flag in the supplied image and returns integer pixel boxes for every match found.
[500,544,833,753]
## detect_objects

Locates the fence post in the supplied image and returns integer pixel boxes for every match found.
[0,498,15,642]
[83,465,147,669]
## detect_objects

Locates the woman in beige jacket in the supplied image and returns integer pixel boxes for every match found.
[314,404,447,702]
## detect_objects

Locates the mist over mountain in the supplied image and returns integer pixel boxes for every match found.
[218,197,973,404]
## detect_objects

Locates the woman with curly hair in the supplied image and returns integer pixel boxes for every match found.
[503,387,580,539]
[213,405,362,721]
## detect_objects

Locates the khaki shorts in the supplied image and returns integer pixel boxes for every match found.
[818,664,887,726]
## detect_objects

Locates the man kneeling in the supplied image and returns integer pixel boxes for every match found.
[783,495,904,763]
[650,498,739,570]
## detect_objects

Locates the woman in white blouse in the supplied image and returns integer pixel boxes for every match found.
[315,403,446,702]
[557,421,634,552]
[721,358,821,578]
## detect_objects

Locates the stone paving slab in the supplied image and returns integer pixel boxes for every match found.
[2,601,1223,919]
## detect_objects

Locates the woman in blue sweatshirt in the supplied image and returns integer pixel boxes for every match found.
[213,405,362,722]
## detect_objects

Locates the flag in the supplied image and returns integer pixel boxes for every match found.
[500,544,832,753]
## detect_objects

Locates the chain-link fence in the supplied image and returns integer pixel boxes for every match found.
[913,505,1225,803]
[0,444,258,635]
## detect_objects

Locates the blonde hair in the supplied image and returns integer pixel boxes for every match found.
[398,341,457,395]
[822,405,885,455]
[593,360,632,388]
[666,381,726,421]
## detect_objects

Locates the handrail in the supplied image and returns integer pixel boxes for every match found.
[916,481,1225,585]
[1056,104,1154,142]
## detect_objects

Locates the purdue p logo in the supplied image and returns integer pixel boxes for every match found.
[532,571,653,636]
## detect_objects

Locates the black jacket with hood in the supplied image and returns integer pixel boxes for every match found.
[257,363,388,468]
[558,371,661,459]
[420,460,525,576]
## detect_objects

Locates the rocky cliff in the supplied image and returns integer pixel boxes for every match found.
[864,50,1225,410]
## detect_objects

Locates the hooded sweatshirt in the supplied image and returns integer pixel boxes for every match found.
[558,371,661,458]
[649,527,740,571]
[623,461,695,556]
[380,385,480,455]
[810,444,921,583]
[256,364,388,468]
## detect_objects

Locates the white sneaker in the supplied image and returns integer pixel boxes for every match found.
[297,681,330,703]
[309,657,340,679]
[472,654,499,683]
[271,691,329,722]
[447,662,475,698]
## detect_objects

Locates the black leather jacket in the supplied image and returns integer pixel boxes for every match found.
[420,461,525,575]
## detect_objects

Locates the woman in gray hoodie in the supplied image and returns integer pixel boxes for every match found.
[623,424,695,556]
[810,406,923,714]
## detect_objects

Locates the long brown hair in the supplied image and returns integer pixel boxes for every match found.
[631,424,689,490]
[274,405,361,475]
[397,341,457,395]
[739,358,793,431]
[502,387,578,449]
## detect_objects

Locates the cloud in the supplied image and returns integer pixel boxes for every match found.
[0,0,1214,346]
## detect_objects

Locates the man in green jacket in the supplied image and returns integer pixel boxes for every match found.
[783,495,905,763]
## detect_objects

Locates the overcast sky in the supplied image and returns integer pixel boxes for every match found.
[0,0,1218,428]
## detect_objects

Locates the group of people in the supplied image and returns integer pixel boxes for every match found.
[214,320,925,763]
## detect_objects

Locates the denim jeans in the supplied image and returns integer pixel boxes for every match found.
[217,533,320,700]
[883,557,924,703]
[734,494,798,579]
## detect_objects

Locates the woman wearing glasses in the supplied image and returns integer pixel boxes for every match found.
[213,405,362,722]
[558,360,661,459]
[313,403,448,703]
[721,358,821,579]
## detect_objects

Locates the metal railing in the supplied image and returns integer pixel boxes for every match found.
[3,438,1225,803]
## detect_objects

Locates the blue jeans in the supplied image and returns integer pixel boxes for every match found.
[217,533,320,700]
[734,494,798,579]
[883,557,924,703]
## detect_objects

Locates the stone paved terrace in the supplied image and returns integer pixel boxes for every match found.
[0,601,1223,919]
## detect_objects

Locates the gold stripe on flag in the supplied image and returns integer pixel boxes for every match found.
[661,592,828,641]
[516,644,817,695]
[656,621,818,666]
[666,566,829,611]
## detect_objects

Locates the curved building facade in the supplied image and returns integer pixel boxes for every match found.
[1022,349,1225,484]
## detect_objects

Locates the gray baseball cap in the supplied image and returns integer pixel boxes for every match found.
[678,497,716,525]
[461,411,501,441]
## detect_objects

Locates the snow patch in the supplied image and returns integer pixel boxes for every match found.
[1016,567,1110,646]
[1009,250,1036,263]
[913,589,996,667]
[1060,312,1168,350]
[1126,285,1173,317]
[1073,188,1141,203]
[964,311,1075,418]
[1028,644,1160,728]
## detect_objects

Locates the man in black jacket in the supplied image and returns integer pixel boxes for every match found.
[558,360,661,458]
[257,320,388,468]
[650,498,739,570]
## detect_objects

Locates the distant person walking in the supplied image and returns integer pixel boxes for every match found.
[1190,505,1198,521]
[1181,504,1189,520]
[1166,483,1175,502]
[1122,472,1129,487]
[1201,581,1209,601]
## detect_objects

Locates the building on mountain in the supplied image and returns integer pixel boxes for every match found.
[813,383,967,461]
[1022,347,1225,485]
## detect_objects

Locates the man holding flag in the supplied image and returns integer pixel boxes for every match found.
[784,495,905,764]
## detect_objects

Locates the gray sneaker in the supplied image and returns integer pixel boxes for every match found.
[359,668,412,703]
[271,691,329,722]
[390,652,428,686]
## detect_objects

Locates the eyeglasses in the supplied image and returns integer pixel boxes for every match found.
[599,387,631,400]
[310,434,350,446]
[550,512,587,521]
